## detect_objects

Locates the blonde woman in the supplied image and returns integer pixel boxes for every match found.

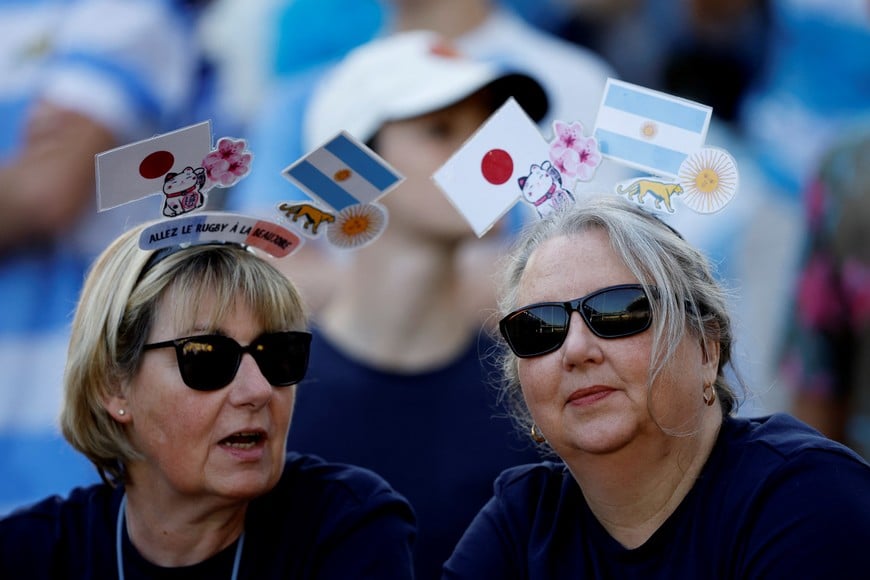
[0,222,415,578]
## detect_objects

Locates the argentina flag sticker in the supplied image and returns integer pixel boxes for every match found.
[593,78,712,178]
[282,131,404,213]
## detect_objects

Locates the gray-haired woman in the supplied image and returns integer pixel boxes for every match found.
[445,194,870,578]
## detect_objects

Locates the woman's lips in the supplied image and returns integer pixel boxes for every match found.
[566,386,614,407]
[218,429,269,462]
[219,430,266,449]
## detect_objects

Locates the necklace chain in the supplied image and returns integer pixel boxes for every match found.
[115,494,245,580]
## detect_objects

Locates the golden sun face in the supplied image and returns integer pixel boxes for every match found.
[694,168,720,193]
[327,203,388,249]
[341,215,370,236]
[677,148,739,213]
[640,121,658,139]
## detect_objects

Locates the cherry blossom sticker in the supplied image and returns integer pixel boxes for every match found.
[548,120,601,184]
[203,137,253,189]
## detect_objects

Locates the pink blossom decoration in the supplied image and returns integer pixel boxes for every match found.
[549,120,601,182]
[202,137,252,188]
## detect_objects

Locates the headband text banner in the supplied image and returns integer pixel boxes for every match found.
[139,212,303,258]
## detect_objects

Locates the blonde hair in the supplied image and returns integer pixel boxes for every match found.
[495,195,742,442]
[61,222,307,485]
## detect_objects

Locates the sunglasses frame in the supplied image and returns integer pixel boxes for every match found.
[499,284,653,358]
[142,331,312,391]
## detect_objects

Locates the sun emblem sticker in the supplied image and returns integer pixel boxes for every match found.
[326,203,388,249]
[640,121,658,140]
[677,147,739,213]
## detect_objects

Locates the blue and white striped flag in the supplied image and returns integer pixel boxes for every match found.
[593,78,712,178]
[282,131,404,212]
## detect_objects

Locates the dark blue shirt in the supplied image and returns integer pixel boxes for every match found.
[444,414,870,578]
[289,328,543,580]
[0,452,416,579]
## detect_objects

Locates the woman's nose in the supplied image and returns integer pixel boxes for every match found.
[228,354,273,407]
[559,311,605,367]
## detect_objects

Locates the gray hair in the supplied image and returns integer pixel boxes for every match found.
[495,195,741,443]
[61,222,307,485]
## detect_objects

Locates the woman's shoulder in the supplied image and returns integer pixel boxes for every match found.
[0,483,115,530]
[713,414,870,527]
[0,483,117,575]
[704,415,870,574]
[726,413,869,466]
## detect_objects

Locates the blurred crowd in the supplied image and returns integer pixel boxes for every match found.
[1,0,868,517]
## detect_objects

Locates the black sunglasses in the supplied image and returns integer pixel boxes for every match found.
[142,331,312,391]
[499,284,652,358]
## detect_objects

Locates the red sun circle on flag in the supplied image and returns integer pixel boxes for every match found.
[139,150,175,180]
[481,149,513,185]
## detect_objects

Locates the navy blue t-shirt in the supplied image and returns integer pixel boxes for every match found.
[0,452,416,579]
[289,328,543,580]
[444,414,870,578]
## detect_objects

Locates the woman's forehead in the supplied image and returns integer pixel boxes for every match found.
[518,232,635,300]
[153,285,249,331]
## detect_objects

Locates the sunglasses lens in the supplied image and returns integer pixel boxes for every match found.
[250,332,311,386]
[500,286,653,358]
[177,336,239,391]
[583,287,651,338]
[501,304,570,357]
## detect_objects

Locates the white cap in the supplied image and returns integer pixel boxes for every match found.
[303,30,549,150]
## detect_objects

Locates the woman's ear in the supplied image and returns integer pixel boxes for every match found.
[700,337,720,384]
[102,390,132,423]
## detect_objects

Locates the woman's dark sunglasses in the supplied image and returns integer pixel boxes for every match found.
[499,284,652,358]
[142,331,312,391]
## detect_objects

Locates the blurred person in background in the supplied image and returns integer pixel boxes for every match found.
[218,0,806,423]
[0,0,226,515]
[221,0,619,312]
[726,0,870,415]
[778,125,870,460]
[277,31,551,580]
[738,0,870,197]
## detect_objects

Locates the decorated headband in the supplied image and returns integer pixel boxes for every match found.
[95,120,303,259]
[191,78,737,249]
[433,78,740,237]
